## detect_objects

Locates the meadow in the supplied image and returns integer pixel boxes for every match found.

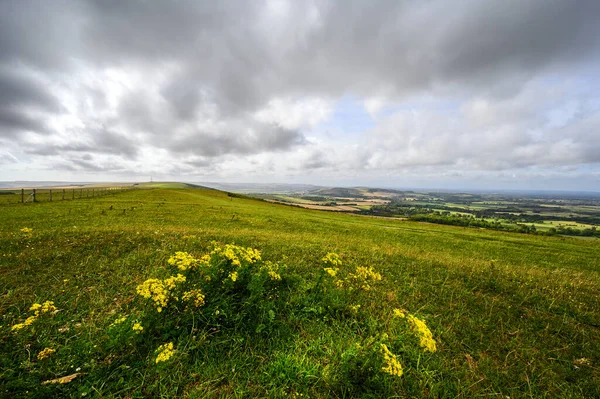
[1,185,599,398]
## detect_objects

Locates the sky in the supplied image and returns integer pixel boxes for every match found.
[1,0,600,191]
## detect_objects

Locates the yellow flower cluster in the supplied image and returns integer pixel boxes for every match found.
[325,266,382,292]
[380,344,403,377]
[155,342,175,363]
[164,274,186,290]
[321,253,383,291]
[182,289,206,308]
[211,244,261,267]
[110,316,127,327]
[322,253,341,281]
[136,279,170,312]
[229,271,239,282]
[407,314,437,353]
[324,267,338,277]
[132,322,144,333]
[347,266,382,291]
[168,252,197,271]
[198,254,211,266]
[37,347,56,360]
[12,315,37,331]
[262,261,282,281]
[20,227,33,238]
[32,301,57,314]
[267,270,281,281]
[11,301,57,331]
[392,308,406,318]
[322,252,342,267]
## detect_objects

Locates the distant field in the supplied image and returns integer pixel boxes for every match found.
[272,195,314,204]
[531,220,597,231]
[265,193,389,212]
[1,187,599,397]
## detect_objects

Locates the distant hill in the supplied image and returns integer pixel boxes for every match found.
[197,182,323,194]
[309,187,367,197]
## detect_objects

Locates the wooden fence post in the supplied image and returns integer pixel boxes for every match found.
[21,189,24,203]
[33,189,36,202]
[62,189,65,200]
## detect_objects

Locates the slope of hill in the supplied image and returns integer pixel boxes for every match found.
[1,186,598,397]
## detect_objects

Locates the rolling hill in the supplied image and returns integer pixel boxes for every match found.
[1,185,598,398]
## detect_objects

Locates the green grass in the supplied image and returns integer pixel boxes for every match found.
[1,187,599,398]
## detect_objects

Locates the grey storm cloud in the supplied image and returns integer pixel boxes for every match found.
[0,0,599,176]
[25,128,139,159]
[0,66,59,137]
[168,124,306,157]
[51,157,128,173]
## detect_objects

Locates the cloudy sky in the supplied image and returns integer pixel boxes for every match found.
[1,0,600,190]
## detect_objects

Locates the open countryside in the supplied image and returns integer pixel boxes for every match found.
[2,1,600,398]
[245,186,600,237]
[1,183,599,397]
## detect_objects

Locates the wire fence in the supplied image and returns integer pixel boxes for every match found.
[0,186,133,206]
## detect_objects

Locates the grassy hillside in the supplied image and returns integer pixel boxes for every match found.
[1,187,599,398]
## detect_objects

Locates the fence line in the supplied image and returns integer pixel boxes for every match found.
[0,186,134,206]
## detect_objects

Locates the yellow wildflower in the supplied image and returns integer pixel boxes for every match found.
[237,246,261,264]
[267,270,281,281]
[262,261,282,281]
[392,309,405,318]
[136,279,169,311]
[407,314,437,353]
[229,271,238,282]
[347,266,382,291]
[40,301,57,314]
[324,267,338,277]
[167,252,197,271]
[29,303,42,312]
[211,244,261,267]
[182,289,206,307]
[155,342,175,363]
[11,315,36,331]
[322,252,342,267]
[110,316,127,327]
[20,227,33,238]
[198,254,211,266]
[163,274,186,290]
[11,300,56,331]
[380,344,403,377]
[132,323,144,333]
[37,348,56,360]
